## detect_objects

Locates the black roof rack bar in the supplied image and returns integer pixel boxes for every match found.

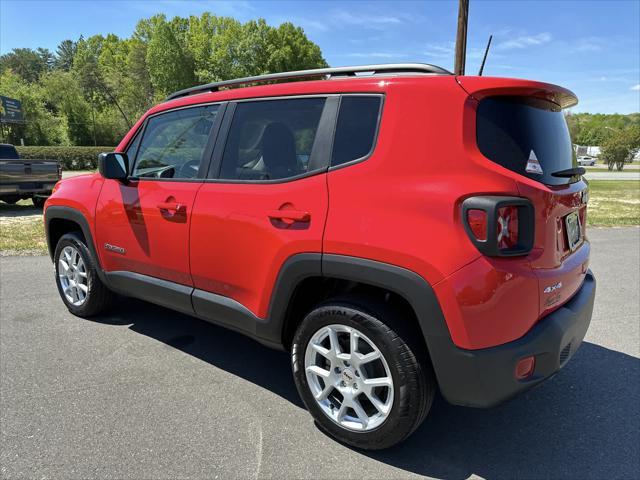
[166,63,452,100]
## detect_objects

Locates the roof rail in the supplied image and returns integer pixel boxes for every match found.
[166,63,452,100]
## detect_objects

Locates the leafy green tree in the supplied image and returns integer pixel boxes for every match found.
[74,35,132,128]
[1,12,327,145]
[41,70,94,145]
[566,111,640,146]
[146,17,196,98]
[0,48,53,82]
[0,70,67,144]
[600,126,640,171]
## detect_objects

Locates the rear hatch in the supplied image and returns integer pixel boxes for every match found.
[464,78,590,318]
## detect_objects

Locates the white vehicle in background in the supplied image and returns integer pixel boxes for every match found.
[577,155,596,166]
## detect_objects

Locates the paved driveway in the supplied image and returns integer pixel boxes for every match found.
[1,227,638,479]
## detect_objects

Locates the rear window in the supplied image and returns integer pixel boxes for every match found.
[476,96,575,186]
[0,145,19,159]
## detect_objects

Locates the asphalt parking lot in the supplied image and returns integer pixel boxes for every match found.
[1,227,639,479]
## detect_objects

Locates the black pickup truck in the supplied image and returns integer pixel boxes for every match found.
[0,144,61,207]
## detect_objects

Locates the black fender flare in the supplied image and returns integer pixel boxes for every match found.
[44,206,107,282]
[258,253,451,349]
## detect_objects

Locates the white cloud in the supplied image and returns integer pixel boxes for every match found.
[331,11,403,27]
[495,32,552,50]
[423,41,502,63]
[631,84,640,91]
[287,10,407,33]
[423,42,455,59]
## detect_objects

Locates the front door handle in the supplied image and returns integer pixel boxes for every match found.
[157,202,186,213]
[267,210,310,223]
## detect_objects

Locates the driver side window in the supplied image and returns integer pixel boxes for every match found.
[132,104,219,179]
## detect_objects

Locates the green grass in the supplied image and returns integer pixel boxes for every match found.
[0,219,47,256]
[587,180,640,226]
[1,181,638,255]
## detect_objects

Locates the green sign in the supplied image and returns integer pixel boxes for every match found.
[0,96,24,123]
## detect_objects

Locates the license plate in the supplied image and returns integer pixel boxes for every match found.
[565,211,582,251]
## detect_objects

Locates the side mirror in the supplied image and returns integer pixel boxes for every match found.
[98,152,129,180]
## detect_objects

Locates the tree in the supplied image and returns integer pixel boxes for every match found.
[146,17,196,98]
[0,70,67,145]
[600,126,640,171]
[55,40,76,71]
[566,111,640,146]
[0,48,53,83]
[1,12,328,145]
[73,35,132,128]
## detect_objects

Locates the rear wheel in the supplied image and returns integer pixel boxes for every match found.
[54,232,115,317]
[292,297,435,450]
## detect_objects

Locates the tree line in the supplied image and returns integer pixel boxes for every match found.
[566,112,640,169]
[0,13,327,146]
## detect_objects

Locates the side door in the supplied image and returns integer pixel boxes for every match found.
[189,96,338,319]
[95,103,224,286]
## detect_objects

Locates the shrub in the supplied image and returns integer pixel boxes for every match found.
[15,146,115,170]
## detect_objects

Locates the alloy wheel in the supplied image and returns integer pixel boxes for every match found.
[304,324,394,432]
[58,245,88,306]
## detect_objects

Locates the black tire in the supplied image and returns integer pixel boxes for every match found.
[292,296,436,450]
[32,196,46,208]
[54,232,115,317]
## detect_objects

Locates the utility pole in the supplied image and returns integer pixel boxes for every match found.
[454,0,469,76]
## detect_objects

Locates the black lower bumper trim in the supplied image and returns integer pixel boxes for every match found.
[430,270,596,408]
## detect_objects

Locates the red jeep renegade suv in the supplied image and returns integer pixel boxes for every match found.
[45,64,595,450]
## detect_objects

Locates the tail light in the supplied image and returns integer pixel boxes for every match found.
[466,209,488,241]
[462,196,535,256]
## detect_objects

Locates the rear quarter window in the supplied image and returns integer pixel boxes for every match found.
[331,96,382,167]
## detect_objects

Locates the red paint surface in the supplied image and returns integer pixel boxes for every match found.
[47,74,588,350]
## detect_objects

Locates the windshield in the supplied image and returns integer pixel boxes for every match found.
[476,96,576,186]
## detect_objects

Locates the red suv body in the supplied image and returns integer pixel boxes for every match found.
[45,64,595,449]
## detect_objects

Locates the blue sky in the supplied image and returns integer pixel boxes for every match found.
[1,0,639,113]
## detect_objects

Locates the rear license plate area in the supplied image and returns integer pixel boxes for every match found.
[565,211,582,251]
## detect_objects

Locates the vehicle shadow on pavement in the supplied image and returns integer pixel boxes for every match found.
[95,299,639,479]
[365,342,640,479]
[97,297,304,408]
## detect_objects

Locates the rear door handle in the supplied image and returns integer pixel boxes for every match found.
[157,202,186,213]
[267,210,310,222]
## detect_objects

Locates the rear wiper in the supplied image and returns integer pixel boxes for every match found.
[551,167,586,178]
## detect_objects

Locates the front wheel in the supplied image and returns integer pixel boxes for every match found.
[292,297,436,450]
[54,232,115,317]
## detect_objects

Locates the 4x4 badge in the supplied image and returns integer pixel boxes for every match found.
[543,282,562,294]
[526,150,544,174]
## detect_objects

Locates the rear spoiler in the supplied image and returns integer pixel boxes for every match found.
[456,76,578,109]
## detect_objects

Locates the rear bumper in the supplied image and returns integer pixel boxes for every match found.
[0,183,56,195]
[429,270,596,408]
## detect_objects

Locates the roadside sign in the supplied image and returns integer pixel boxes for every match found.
[0,96,25,123]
